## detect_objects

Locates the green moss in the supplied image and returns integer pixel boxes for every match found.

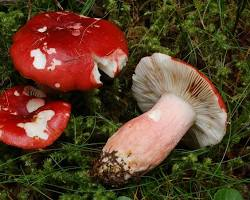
[0,9,25,88]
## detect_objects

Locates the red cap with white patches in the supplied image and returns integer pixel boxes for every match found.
[0,86,71,149]
[10,11,128,92]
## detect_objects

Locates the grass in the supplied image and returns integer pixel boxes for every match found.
[0,0,249,199]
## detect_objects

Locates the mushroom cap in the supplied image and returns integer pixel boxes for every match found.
[0,86,71,149]
[132,53,227,147]
[10,11,128,92]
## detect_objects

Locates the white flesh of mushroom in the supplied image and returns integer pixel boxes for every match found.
[93,49,128,79]
[92,62,102,84]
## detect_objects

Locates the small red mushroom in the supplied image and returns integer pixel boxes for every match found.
[10,11,128,92]
[92,53,227,186]
[0,85,71,149]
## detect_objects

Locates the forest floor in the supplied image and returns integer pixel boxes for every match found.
[0,0,249,199]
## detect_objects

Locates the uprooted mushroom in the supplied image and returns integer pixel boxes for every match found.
[10,11,128,92]
[92,53,227,186]
[0,85,71,149]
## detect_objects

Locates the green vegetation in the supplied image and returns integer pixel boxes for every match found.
[0,0,249,199]
[214,188,244,200]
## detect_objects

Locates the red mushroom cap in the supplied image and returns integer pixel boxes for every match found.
[10,11,128,92]
[0,86,71,149]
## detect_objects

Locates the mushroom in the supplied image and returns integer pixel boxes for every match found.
[10,11,128,92]
[92,53,227,186]
[0,85,71,149]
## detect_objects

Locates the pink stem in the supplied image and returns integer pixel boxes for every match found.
[103,93,196,175]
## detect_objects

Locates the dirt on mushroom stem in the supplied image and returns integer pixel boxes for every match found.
[91,151,139,186]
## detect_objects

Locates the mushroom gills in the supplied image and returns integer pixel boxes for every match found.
[132,53,227,148]
[23,86,47,98]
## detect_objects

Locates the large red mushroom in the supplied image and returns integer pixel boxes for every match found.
[10,11,128,91]
[92,53,227,186]
[0,85,71,149]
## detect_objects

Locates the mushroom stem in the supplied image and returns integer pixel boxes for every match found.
[93,93,196,185]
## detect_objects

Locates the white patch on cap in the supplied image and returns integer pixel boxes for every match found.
[72,29,81,36]
[14,91,20,96]
[56,11,68,15]
[17,110,55,140]
[48,58,62,71]
[65,113,70,117]
[80,15,90,18]
[147,109,161,122]
[11,112,18,115]
[30,49,47,69]
[37,26,47,33]
[68,23,82,29]
[42,43,56,55]
[93,24,100,28]
[2,108,8,111]
[92,62,102,84]
[55,27,64,30]
[26,98,45,113]
[63,103,70,107]
[67,23,82,36]
[54,83,60,88]
[46,48,56,54]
